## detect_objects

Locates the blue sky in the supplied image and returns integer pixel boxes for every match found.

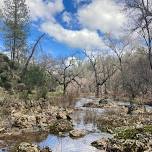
[0,0,128,58]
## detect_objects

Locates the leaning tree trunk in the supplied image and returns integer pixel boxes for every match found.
[21,34,45,79]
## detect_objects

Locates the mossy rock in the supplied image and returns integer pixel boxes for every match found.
[144,125,152,134]
[114,127,139,139]
[50,119,73,134]
[114,125,152,140]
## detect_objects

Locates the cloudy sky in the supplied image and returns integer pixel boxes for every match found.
[0,0,127,58]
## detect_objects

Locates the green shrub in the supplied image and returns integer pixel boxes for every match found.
[19,90,29,100]
[0,53,13,90]
[22,65,47,90]
[144,125,152,134]
[3,81,12,90]
[0,53,10,63]
[0,72,10,82]
[0,62,10,73]
[36,87,48,99]
[114,125,152,140]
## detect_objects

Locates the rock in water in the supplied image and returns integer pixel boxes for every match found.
[69,129,86,138]
[17,142,40,152]
[99,99,108,104]
[41,147,52,152]
[91,138,108,150]
[83,102,98,108]
[50,119,73,134]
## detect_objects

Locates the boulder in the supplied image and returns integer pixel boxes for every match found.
[127,105,146,115]
[58,132,67,137]
[99,99,108,104]
[17,142,40,152]
[83,102,99,108]
[69,129,86,138]
[92,138,150,152]
[91,138,108,150]
[127,104,135,114]
[11,113,34,129]
[40,147,52,152]
[0,128,5,133]
[50,119,73,134]
[56,111,67,120]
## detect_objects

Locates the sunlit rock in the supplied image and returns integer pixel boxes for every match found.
[69,129,86,138]
[50,119,73,134]
[17,142,40,152]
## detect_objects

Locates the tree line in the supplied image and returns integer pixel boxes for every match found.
[0,0,151,103]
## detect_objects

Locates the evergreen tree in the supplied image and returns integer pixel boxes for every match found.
[3,0,29,62]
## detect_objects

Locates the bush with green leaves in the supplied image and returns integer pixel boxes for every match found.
[22,65,48,91]
[0,53,13,90]
[36,86,48,99]
[19,90,29,100]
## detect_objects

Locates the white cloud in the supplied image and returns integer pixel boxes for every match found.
[62,12,72,24]
[26,0,64,21]
[65,56,79,67]
[0,0,4,10]
[78,0,127,37]
[41,21,106,49]
[0,0,127,51]
[25,0,125,49]
[0,0,64,21]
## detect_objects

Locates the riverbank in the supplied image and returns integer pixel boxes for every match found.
[0,96,152,152]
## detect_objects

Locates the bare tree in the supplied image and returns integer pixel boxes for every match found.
[104,35,130,88]
[125,0,152,69]
[83,50,117,97]
[47,57,81,95]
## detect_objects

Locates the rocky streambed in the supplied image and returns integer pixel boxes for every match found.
[0,97,152,152]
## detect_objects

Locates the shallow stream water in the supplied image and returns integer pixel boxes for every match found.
[1,97,151,152]
[0,97,112,152]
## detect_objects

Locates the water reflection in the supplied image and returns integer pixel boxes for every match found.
[72,108,105,132]
[37,133,110,152]
[1,98,112,152]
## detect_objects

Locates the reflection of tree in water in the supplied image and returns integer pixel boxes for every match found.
[73,109,101,131]
[54,137,63,152]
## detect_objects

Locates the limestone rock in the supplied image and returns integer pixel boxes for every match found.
[69,129,86,138]
[17,142,40,152]
[50,119,73,134]
[91,138,108,150]
[56,111,67,120]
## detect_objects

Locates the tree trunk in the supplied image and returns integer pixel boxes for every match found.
[21,34,45,79]
[12,0,17,62]
[95,84,99,98]
[63,84,66,95]
[104,83,108,95]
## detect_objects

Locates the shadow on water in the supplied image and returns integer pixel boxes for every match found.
[1,98,112,152]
